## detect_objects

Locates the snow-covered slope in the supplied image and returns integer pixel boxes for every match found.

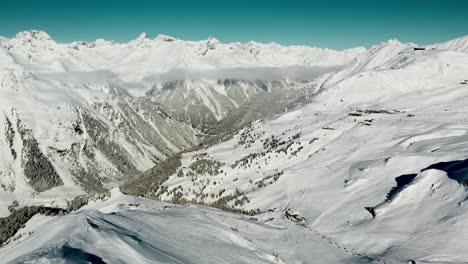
[0,30,365,214]
[428,35,468,53]
[0,188,373,263]
[0,67,198,217]
[3,31,468,263]
[125,39,468,263]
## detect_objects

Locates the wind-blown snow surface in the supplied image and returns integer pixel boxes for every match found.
[428,35,468,53]
[0,188,360,264]
[151,40,468,263]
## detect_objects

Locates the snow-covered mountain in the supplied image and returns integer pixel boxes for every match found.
[1,30,364,128]
[0,75,198,216]
[2,31,468,263]
[428,35,468,53]
[121,38,468,263]
[0,188,363,264]
[0,30,364,217]
[147,78,324,131]
[1,30,365,81]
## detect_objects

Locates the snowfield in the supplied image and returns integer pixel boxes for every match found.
[1,30,468,263]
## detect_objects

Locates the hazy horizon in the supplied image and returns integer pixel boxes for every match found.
[1,0,467,50]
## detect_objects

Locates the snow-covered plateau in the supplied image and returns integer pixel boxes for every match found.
[1,31,468,263]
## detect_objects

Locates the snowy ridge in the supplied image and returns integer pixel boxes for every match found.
[428,35,468,53]
[319,39,416,87]
[0,30,366,217]
[1,30,366,82]
[0,189,362,263]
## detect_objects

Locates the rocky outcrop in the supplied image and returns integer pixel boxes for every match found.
[284,209,306,224]
[4,116,16,160]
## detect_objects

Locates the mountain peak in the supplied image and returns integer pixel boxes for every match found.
[15,30,53,42]
[137,32,149,40]
[383,38,403,46]
[428,35,468,53]
[127,32,151,47]
[207,36,220,49]
[155,34,177,42]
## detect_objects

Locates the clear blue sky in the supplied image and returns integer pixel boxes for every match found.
[0,0,467,49]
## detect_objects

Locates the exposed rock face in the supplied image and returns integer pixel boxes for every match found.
[284,209,306,224]
[4,116,16,160]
